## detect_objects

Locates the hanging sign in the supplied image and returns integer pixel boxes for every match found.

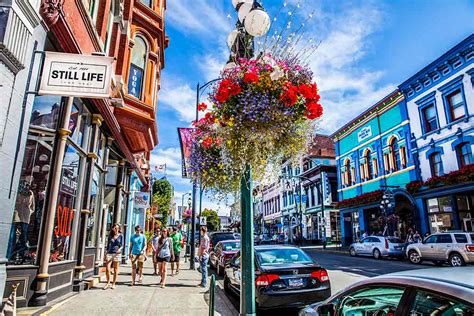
[134,192,150,209]
[39,52,114,98]
[200,216,207,226]
[178,128,195,178]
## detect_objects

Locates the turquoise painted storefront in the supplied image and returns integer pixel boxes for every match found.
[332,90,419,245]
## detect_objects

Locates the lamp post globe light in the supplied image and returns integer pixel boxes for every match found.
[244,9,270,37]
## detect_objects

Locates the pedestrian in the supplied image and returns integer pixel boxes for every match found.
[413,230,421,243]
[103,223,123,290]
[406,228,414,244]
[170,226,182,276]
[151,228,161,275]
[361,230,368,238]
[128,225,146,286]
[156,228,174,288]
[197,226,210,288]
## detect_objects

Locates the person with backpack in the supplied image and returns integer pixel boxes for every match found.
[103,223,123,290]
[156,228,174,288]
[128,225,146,286]
[170,227,183,276]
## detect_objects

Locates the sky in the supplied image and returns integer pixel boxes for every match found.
[151,0,474,216]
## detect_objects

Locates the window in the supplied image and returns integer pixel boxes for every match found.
[424,235,437,244]
[456,143,473,168]
[140,0,152,6]
[86,0,99,24]
[454,234,468,243]
[429,152,443,177]
[30,95,62,130]
[344,159,352,185]
[128,36,147,99]
[390,138,401,171]
[338,287,405,316]
[104,0,115,55]
[436,234,452,243]
[447,89,466,121]
[409,290,474,315]
[426,196,454,233]
[365,150,373,180]
[421,103,438,133]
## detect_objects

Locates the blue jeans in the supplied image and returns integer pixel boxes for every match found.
[7,223,29,260]
[200,254,209,286]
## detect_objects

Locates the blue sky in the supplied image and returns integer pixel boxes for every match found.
[151,0,474,215]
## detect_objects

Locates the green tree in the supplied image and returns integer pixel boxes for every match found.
[152,178,173,223]
[201,208,221,232]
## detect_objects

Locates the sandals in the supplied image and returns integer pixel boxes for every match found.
[103,283,110,290]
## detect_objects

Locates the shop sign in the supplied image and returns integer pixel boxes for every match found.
[39,52,114,98]
[128,64,143,99]
[134,192,150,208]
[60,168,77,195]
[54,205,74,237]
[358,126,372,142]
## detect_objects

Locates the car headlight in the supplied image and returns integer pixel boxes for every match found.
[299,307,318,316]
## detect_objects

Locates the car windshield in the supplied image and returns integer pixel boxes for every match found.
[388,237,403,243]
[214,234,238,244]
[256,248,313,266]
[221,241,240,251]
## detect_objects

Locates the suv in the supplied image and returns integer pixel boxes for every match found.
[406,232,474,267]
[209,232,240,251]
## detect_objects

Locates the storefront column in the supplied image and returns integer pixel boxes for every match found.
[94,137,113,275]
[121,169,132,264]
[32,97,74,306]
[112,160,125,224]
[73,114,102,292]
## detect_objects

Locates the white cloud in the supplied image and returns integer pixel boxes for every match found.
[159,78,196,122]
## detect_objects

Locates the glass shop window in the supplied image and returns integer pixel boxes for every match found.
[7,134,55,265]
[427,196,454,233]
[29,95,62,130]
[51,144,82,262]
[86,167,103,247]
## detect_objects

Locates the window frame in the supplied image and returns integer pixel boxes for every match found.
[389,137,401,172]
[417,91,439,135]
[127,35,148,100]
[456,142,473,168]
[440,75,468,124]
[429,152,443,177]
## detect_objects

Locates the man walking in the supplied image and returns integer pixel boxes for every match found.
[197,226,210,287]
[170,226,182,275]
[128,225,146,286]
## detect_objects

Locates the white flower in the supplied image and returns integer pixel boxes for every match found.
[270,67,285,81]
[262,55,277,68]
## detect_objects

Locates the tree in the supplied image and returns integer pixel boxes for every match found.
[201,208,221,232]
[152,178,173,224]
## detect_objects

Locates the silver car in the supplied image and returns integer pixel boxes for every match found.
[406,232,474,267]
[349,236,405,259]
[300,267,474,316]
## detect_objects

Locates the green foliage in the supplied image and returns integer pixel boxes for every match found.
[201,208,221,232]
[152,178,173,222]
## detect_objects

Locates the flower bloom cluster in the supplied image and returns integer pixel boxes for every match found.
[191,54,323,194]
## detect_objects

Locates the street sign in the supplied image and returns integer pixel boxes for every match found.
[199,216,207,226]
[39,52,114,98]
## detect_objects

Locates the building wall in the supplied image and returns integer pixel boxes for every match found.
[0,0,45,298]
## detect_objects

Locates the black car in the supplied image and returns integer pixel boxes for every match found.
[209,232,240,251]
[224,245,331,310]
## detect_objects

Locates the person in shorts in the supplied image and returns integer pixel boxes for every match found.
[151,228,161,275]
[103,224,123,289]
[128,225,146,286]
[156,228,174,288]
[170,227,182,275]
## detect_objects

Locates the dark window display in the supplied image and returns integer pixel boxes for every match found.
[7,135,54,265]
[69,100,88,147]
[86,167,102,247]
[30,95,62,130]
[51,144,81,262]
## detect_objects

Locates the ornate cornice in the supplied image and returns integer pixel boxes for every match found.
[40,0,64,26]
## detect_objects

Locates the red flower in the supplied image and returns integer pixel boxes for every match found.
[202,137,213,148]
[299,83,320,102]
[204,112,215,123]
[280,84,298,106]
[215,79,240,103]
[305,101,323,119]
[198,102,207,111]
[243,72,259,84]
[229,82,241,96]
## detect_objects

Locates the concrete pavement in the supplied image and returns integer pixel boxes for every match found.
[34,257,237,316]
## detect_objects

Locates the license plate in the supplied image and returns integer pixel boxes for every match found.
[288,278,303,288]
[394,246,401,250]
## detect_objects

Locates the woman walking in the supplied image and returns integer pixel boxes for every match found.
[156,229,174,288]
[151,228,161,275]
[104,224,123,290]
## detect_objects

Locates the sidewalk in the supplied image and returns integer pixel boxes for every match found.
[23,257,237,316]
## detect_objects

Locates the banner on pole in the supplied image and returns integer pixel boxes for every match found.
[134,192,150,209]
[39,52,115,98]
[177,127,194,178]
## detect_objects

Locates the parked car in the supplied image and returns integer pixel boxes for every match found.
[209,232,240,251]
[406,231,474,267]
[260,234,273,245]
[300,267,474,316]
[224,245,331,310]
[349,236,405,259]
[209,240,240,275]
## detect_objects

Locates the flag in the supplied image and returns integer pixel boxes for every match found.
[155,164,166,172]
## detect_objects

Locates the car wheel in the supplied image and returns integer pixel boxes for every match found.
[408,250,422,264]
[433,260,444,266]
[449,253,465,267]
[373,248,381,260]
[349,247,356,257]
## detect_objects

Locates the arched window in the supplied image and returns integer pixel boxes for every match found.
[390,138,401,171]
[365,149,373,180]
[456,142,473,168]
[344,159,352,185]
[128,36,148,99]
[104,0,115,55]
[429,152,443,177]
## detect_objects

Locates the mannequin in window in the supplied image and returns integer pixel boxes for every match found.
[7,180,36,262]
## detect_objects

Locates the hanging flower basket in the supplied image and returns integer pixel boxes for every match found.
[191,55,323,193]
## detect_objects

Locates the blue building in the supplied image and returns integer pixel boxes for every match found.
[332,90,419,246]
[399,34,474,234]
